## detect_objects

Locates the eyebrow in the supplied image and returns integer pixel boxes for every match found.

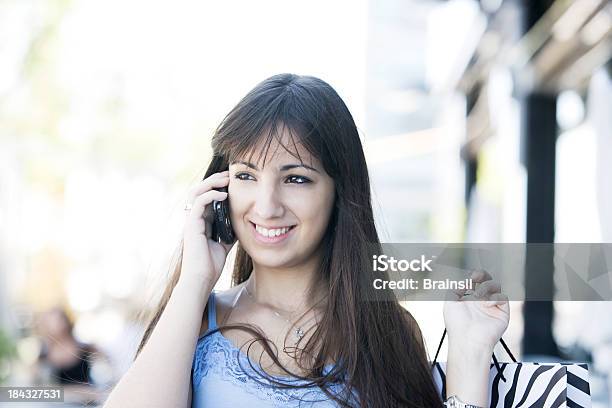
[231,160,320,173]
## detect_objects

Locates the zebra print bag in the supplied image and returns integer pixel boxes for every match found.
[431,330,591,407]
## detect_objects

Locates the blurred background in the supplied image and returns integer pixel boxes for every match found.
[0,0,611,406]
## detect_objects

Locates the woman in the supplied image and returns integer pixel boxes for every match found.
[104,73,509,408]
[37,307,94,386]
[36,307,108,405]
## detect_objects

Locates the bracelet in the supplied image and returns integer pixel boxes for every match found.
[444,395,484,408]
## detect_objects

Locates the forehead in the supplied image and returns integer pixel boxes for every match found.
[233,131,320,170]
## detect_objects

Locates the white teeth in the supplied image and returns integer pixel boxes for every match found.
[255,224,292,238]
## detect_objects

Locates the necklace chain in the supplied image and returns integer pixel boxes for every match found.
[242,282,306,341]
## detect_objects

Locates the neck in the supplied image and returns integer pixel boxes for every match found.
[246,254,326,313]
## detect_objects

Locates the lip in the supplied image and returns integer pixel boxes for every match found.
[250,222,296,245]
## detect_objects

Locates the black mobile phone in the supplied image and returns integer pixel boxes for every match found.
[211,186,236,245]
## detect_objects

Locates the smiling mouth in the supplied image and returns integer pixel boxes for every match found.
[250,222,296,240]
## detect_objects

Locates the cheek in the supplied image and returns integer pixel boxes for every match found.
[317,187,336,230]
[290,188,335,229]
[227,185,250,218]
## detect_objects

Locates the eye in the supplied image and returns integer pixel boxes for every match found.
[235,172,255,181]
[285,175,311,184]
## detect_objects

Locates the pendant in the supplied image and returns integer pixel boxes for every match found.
[295,327,305,340]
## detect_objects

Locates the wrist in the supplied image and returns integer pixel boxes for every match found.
[445,343,491,407]
[447,334,495,357]
[444,395,485,408]
[447,341,492,367]
[176,274,215,300]
[447,345,491,372]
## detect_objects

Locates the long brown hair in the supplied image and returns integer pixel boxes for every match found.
[136,74,443,407]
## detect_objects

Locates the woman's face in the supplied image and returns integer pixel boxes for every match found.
[228,133,335,269]
[38,309,71,338]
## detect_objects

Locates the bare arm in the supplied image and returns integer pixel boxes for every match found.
[443,270,510,406]
[103,171,231,408]
[103,277,211,408]
[445,339,492,406]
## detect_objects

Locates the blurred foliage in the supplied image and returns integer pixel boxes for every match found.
[0,329,17,384]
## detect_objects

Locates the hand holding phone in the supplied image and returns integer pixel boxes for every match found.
[180,171,233,292]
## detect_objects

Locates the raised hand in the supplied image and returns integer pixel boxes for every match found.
[443,269,510,352]
[181,170,234,293]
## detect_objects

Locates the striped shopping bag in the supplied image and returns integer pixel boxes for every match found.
[431,330,591,407]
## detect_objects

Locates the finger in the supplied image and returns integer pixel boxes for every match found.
[469,269,493,284]
[444,288,463,301]
[445,285,469,301]
[474,280,501,299]
[188,172,230,201]
[485,293,508,306]
[187,189,228,220]
[187,172,230,202]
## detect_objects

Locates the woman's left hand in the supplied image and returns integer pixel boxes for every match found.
[443,269,510,353]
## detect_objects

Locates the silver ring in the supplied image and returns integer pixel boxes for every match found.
[462,289,475,298]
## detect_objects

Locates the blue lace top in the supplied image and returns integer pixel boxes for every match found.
[191,291,353,407]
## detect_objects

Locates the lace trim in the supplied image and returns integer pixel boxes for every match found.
[192,331,348,406]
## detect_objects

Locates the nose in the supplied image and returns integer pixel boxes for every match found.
[252,182,285,219]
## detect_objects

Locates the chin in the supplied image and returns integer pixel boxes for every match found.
[248,252,297,269]
[241,244,306,269]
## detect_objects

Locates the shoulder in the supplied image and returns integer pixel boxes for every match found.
[197,284,245,337]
